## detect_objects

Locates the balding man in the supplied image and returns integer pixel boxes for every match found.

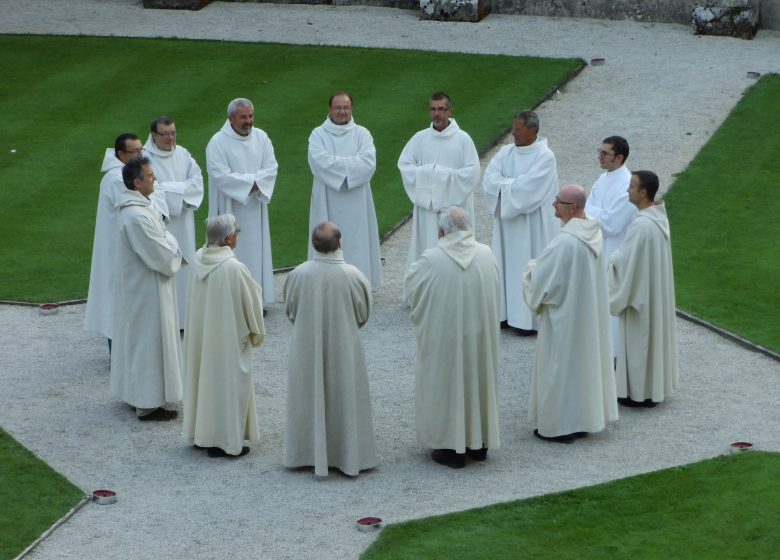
[283,221,376,477]
[523,185,617,443]
[183,214,265,458]
[405,206,500,469]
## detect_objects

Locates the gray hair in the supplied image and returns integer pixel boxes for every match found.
[206,214,238,246]
[227,98,254,117]
[515,110,539,130]
[437,206,471,235]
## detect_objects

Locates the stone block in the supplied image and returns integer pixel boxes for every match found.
[692,0,761,39]
[143,0,213,10]
[420,0,491,22]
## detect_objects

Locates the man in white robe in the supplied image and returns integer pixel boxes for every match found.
[405,206,500,469]
[398,92,481,274]
[609,170,679,407]
[85,133,168,350]
[483,110,559,336]
[183,214,265,457]
[308,92,382,287]
[144,116,204,325]
[206,98,278,308]
[585,135,636,357]
[523,184,617,443]
[283,221,376,477]
[111,157,184,421]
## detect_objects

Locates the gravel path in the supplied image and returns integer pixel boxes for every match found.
[1,2,779,559]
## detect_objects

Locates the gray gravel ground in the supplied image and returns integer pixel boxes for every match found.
[1,1,779,559]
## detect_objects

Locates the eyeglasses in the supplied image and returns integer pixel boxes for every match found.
[554,197,576,206]
[121,147,144,155]
[597,149,616,158]
[153,130,177,138]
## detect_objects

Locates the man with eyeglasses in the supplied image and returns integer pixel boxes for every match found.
[483,110,559,336]
[398,92,481,284]
[144,116,204,326]
[85,133,169,355]
[608,171,679,408]
[523,184,617,444]
[585,136,636,359]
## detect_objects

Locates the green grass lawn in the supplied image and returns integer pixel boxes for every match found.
[665,74,780,354]
[362,451,780,560]
[0,34,581,303]
[0,428,85,560]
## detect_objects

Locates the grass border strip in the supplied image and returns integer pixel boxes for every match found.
[13,496,91,560]
[676,309,780,362]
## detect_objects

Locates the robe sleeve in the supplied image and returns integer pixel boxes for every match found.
[238,264,265,347]
[430,135,480,210]
[498,150,558,220]
[592,191,636,237]
[522,237,567,315]
[206,133,278,206]
[283,270,299,325]
[482,147,510,216]
[155,151,204,216]
[608,219,646,315]
[124,210,182,277]
[308,127,376,192]
[349,268,372,328]
[398,133,433,206]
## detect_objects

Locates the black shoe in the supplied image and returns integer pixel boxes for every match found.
[618,397,658,408]
[510,327,537,337]
[207,446,250,458]
[138,408,178,422]
[572,432,588,439]
[500,320,509,330]
[533,429,575,444]
[263,308,268,317]
[466,447,488,461]
[431,449,465,469]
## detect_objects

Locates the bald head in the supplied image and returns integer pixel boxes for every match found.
[554,184,587,223]
[311,221,342,253]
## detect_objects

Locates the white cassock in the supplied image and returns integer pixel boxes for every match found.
[183,245,265,456]
[206,120,278,303]
[283,250,376,476]
[483,138,559,331]
[523,218,618,437]
[307,116,382,287]
[609,202,679,402]
[398,119,481,270]
[85,149,170,340]
[144,136,204,324]
[585,165,636,356]
[405,230,500,453]
[111,189,183,409]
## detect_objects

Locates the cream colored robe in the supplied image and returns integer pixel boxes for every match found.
[283,250,376,476]
[405,230,500,453]
[609,202,679,402]
[206,120,278,302]
[483,138,559,331]
[523,218,618,437]
[398,119,480,270]
[110,189,183,409]
[307,116,382,287]
[144,136,204,324]
[183,245,265,456]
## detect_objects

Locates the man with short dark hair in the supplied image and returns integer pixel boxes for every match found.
[111,157,184,421]
[283,221,376,477]
[609,170,679,408]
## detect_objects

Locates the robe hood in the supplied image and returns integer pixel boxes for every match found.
[321,116,356,137]
[437,229,478,270]
[193,245,236,280]
[638,202,671,240]
[219,119,256,143]
[312,249,346,264]
[562,217,603,258]
[428,118,461,139]
[101,148,123,173]
[116,187,151,210]
[144,135,177,159]
[512,137,549,155]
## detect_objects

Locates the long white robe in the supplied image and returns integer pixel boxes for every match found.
[523,218,617,437]
[398,119,480,270]
[609,202,679,402]
[144,136,204,324]
[405,230,500,453]
[483,138,559,331]
[183,245,265,456]
[585,165,636,356]
[85,150,170,340]
[110,189,183,409]
[307,116,382,287]
[206,120,278,302]
[283,250,376,476]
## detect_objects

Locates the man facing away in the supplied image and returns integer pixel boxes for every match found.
[398,92,481,275]
[307,91,382,288]
[183,214,266,458]
[405,206,500,469]
[206,97,278,311]
[609,170,679,408]
[523,184,617,443]
[483,110,559,336]
[585,135,636,357]
[283,221,376,477]
[111,157,184,421]
[144,115,204,326]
